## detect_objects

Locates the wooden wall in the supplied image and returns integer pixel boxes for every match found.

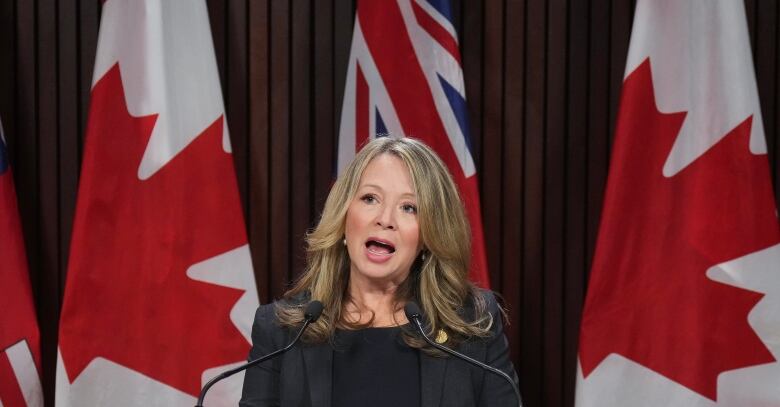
[1,1,778,406]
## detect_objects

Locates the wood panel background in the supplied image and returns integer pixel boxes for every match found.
[1,1,778,406]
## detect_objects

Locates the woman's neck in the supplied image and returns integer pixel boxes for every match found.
[345,276,409,327]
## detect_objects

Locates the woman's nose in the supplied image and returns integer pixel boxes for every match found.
[375,205,396,229]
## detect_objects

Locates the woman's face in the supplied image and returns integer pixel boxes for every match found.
[344,154,422,287]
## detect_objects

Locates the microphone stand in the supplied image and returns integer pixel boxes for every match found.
[195,301,323,407]
[406,303,523,407]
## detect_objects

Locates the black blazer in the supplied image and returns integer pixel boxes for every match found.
[239,291,520,407]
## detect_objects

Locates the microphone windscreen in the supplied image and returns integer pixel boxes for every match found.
[304,300,324,322]
[404,302,422,320]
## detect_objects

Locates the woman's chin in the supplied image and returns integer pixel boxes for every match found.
[350,263,410,286]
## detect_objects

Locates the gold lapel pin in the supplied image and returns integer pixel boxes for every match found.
[435,329,448,344]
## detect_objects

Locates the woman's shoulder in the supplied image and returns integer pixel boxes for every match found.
[252,302,279,329]
[464,287,502,317]
[467,288,507,337]
[250,294,312,348]
[474,287,499,308]
[255,291,311,322]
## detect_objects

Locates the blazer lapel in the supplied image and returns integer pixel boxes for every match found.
[420,352,448,407]
[302,344,333,407]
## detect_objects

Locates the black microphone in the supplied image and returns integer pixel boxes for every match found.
[404,302,522,407]
[195,300,324,407]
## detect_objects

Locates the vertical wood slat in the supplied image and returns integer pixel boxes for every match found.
[15,0,39,303]
[0,0,15,145]
[522,0,546,405]
[586,0,611,274]
[3,2,780,407]
[206,0,226,95]
[755,0,778,203]
[500,0,523,366]
[227,0,249,217]
[58,0,78,296]
[78,0,99,149]
[563,17,589,407]
[609,0,633,145]
[313,0,336,215]
[290,0,312,283]
[480,0,504,321]
[564,1,591,405]
[544,0,566,404]
[269,0,291,296]
[248,0,270,303]
[37,0,60,404]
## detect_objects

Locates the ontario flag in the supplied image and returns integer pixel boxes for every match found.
[55,1,258,406]
[576,1,780,406]
[338,0,489,288]
[0,120,43,407]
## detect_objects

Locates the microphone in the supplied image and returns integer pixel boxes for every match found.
[404,302,522,407]
[195,300,324,407]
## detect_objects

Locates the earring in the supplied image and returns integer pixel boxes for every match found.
[421,251,427,262]
[343,238,347,246]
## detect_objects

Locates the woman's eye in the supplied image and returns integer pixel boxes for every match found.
[360,194,377,204]
[401,204,417,214]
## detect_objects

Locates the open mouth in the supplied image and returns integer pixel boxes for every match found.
[365,239,396,255]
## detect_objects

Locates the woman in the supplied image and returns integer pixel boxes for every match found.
[240,137,519,407]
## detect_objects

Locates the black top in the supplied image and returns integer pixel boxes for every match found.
[239,290,521,407]
[332,326,421,407]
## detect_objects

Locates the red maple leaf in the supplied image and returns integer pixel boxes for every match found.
[59,64,250,396]
[579,59,780,400]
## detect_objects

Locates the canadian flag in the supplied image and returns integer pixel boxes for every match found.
[576,1,780,406]
[55,1,258,406]
[0,120,43,407]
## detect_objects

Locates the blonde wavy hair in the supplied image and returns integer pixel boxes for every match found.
[276,136,492,352]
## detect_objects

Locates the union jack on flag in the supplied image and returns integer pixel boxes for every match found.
[338,0,489,287]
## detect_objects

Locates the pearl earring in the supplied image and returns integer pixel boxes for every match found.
[343,238,347,246]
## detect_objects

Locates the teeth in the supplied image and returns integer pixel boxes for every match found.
[366,240,395,254]
[367,246,391,255]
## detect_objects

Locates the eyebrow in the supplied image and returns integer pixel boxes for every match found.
[359,183,416,199]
